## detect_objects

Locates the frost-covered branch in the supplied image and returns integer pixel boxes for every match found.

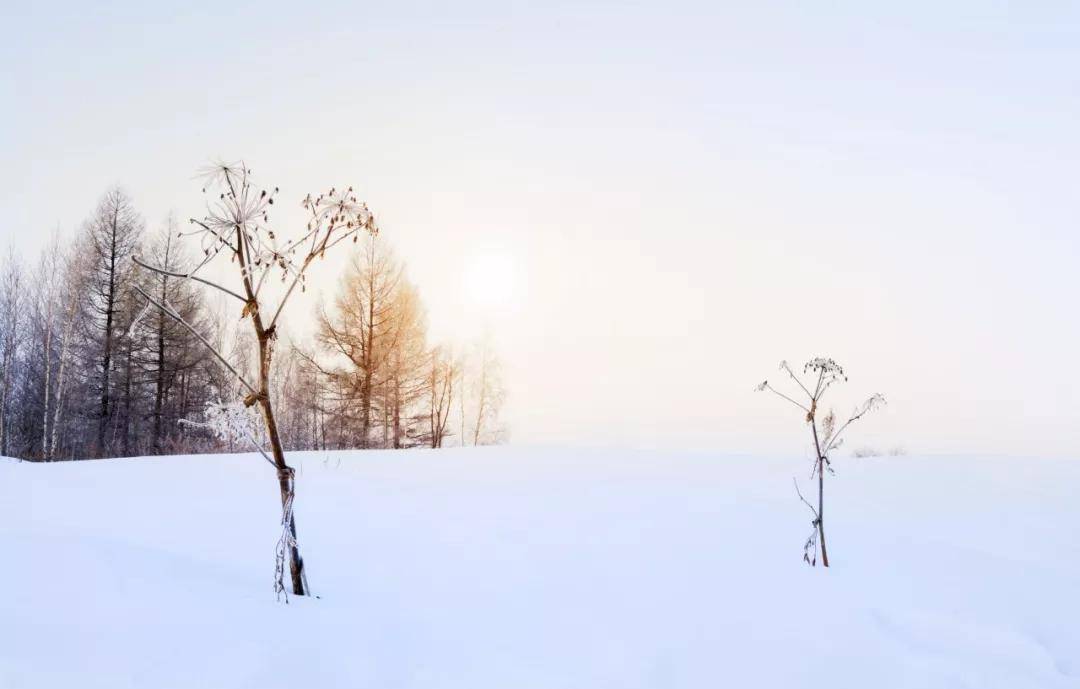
[179,400,275,468]
[823,393,887,454]
[132,255,246,303]
[756,380,809,412]
[131,284,257,395]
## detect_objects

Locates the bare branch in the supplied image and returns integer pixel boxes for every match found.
[131,285,257,395]
[779,360,814,400]
[792,477,819,520]
[824,393,886,454]
[178,416,276,468]
[756,381,809,412]
[132,255,247,303]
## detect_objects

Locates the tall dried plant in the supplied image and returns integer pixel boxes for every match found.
[758,358,884,566]
[132,160,378,597]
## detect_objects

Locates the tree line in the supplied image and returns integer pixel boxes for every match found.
[0,187,505,461]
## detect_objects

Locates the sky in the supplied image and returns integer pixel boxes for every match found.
[2,1,1078,456]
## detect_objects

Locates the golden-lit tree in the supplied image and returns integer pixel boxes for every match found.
[316,236,430,449]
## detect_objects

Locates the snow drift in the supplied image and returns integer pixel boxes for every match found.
[1,448,1077,688]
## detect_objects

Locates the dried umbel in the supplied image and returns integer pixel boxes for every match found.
[184,161,380,309]
[758,357,885,567]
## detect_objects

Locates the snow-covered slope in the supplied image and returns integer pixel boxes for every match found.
[1,448,1077,688]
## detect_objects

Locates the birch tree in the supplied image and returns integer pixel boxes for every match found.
[34,233,64,458]
[47,236,93,459]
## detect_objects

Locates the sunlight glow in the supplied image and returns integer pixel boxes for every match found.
[462,251,518,313]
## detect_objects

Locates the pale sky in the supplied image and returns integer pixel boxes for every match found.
[2,1,1078,456]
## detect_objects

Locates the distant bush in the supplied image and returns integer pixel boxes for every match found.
[852,445,907,458]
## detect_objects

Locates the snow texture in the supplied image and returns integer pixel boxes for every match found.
[1,448,1077,688]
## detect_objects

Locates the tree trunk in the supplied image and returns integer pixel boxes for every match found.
[153,291,166,453]
[98,210,119,456]
[360,361,372,449]
[392,382,402,449]
[0,347,11,456]
[49,315,76,460]
[122,345,133,456]
[41,316,51,459]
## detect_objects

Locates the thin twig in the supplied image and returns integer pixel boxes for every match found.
[780,361,814,400]
[763,382,809,412]
[792,477,819,519]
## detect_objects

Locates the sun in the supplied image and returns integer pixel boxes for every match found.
[462,252,518,312]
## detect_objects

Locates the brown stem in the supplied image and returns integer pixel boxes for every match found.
[233,205,307,597]
[257,341,306,596]
[810,418,830,567]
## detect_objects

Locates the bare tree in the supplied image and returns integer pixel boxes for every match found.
[428,345,458,448]
[468,336,505,446]
[757,358,884,567]
[131,161,378,597]
[380,281,428,449]
[316,235,401,448]
[85,188,144,456]
[0,249,24,457]
[47,236,93,460]
[33,232,64,458]
[313,236,430,450]
[132,217,212,454]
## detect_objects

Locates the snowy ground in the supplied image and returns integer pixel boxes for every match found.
[1,448,1077,688]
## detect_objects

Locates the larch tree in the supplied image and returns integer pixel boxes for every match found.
[131,161,379,598]
[85,188,144,456]
[316,234,403,448]
[381,281,429,449]
[132,218,212,454]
